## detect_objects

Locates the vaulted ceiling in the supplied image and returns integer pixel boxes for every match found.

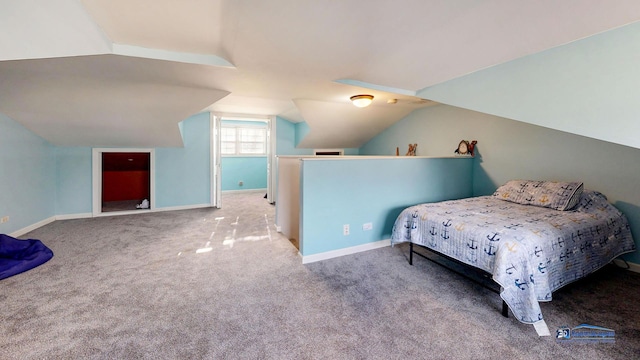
[1,1,640,148]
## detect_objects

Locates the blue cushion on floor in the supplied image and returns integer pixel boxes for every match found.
[0,234,53,280]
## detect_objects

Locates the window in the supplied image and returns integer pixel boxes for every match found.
[221,125,267,155]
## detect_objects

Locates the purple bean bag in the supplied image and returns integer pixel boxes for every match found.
[0,234,53,280]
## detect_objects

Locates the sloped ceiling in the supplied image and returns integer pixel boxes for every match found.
[1,0,640,148]
[0,55,230,147]
[417,21,640,150]
[294,98,426,149]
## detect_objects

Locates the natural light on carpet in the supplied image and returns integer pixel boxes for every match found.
[195,240,213,254]
[175,213,275,255]
[221,214,273,248]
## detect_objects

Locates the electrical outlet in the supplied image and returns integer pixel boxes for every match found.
[343,224,350,236]
[362,222,373,231]
[238,181,243,186]
[1,216,8,223]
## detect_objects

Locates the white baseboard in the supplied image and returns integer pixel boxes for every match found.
[4,204,213,237]
[222,188,267,194]
[154,204,213,212]
[301,239,391,264]
[613,259,640,273]
[91,204,212,217]
[9,216,56,238]
[93,209,153,217]
[56,213,93,220]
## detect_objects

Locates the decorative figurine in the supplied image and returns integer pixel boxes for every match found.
[406,143,417,156]
[455,140,477,156]
[468,140,477,156]
[455,140,470,155]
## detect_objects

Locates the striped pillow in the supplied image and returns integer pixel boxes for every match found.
[493,180,584,211]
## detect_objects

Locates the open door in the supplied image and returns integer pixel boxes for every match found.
[211,112,222,208]
[267,116,276,204]
[211,113,273,207]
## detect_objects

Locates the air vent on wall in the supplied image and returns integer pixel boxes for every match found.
[314,149,344,156]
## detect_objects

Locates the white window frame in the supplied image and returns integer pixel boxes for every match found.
[221,124,267,157]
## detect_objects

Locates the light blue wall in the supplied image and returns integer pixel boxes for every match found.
[417,21,640,151]
[276,117,313,156]
[54,113,213,212]
[0,113,56,235]
[295,121,311,148]
[278,118,359,155]
[361,104,640,264]
[156,112,211,207]
[299,157,473,256]
[56,147,92,215]
[220,119,268,191]
[221,157,267,191]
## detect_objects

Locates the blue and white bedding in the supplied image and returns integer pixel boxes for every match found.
[390,190,636,336]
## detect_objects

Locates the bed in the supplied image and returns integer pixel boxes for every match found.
[390,180,636,336]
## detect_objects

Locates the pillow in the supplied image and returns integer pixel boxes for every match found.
[493,180,584,211]
[572,190,615,214]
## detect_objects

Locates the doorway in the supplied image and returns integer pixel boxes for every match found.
[211,114,276,208]
[92,148,155,216]
[101,152,150,212]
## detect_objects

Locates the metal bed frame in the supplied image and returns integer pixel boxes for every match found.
[409,242,509,318]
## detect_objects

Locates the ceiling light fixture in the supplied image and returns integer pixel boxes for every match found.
[350,94,374,108]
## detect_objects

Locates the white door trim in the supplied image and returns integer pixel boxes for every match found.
[92,148,155,216]
[267,115,277,204]
[210,112,222,208]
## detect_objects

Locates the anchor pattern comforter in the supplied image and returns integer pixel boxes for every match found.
[391,190,635,326]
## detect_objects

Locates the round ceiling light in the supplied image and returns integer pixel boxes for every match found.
[350,94,374,108]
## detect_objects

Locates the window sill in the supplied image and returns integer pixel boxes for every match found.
[222,154,268,158]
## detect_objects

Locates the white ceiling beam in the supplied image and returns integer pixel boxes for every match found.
[112,44,235,68]
[334,79,416,97]
[0,0,112,61]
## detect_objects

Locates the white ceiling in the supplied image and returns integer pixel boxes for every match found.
[1,0,640,147]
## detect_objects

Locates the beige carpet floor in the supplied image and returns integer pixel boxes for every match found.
[2,191,639,359]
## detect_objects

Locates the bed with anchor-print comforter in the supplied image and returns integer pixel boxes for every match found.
[391,184,636,336]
